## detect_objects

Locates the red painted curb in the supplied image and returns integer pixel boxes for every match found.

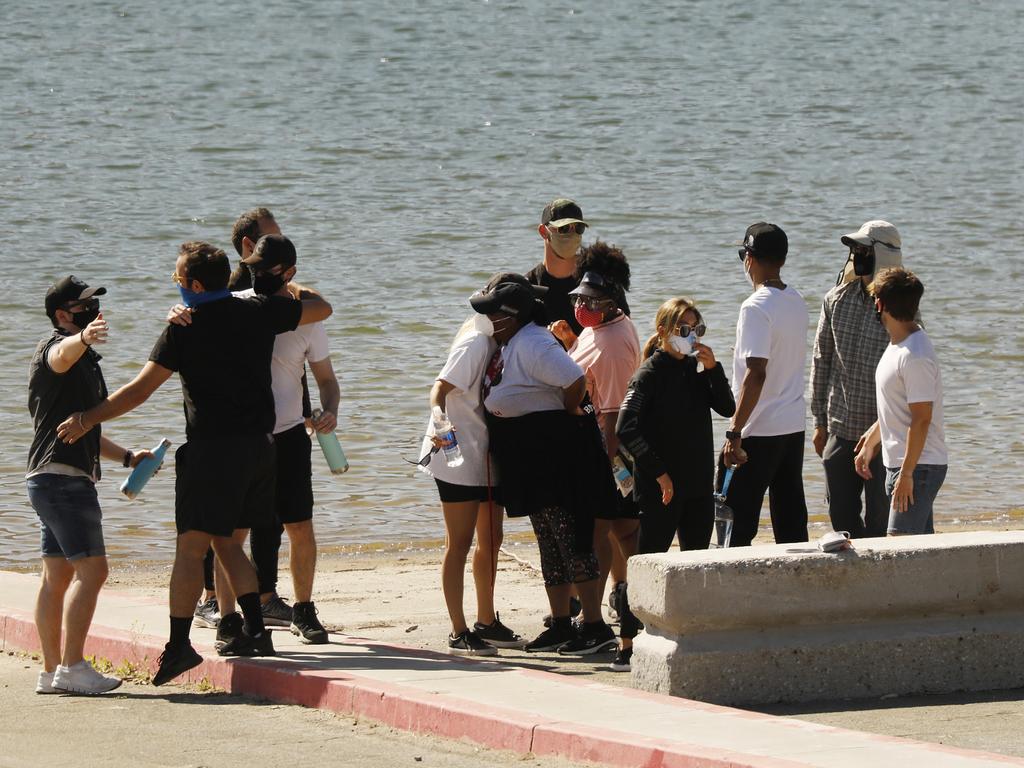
[4,608,1023,768]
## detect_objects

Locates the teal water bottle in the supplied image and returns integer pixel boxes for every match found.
[310,409,349,474]
[120,438,171,499]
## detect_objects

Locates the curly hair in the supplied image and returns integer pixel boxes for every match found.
[575,240,631,292]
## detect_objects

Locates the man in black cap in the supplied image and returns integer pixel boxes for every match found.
[28,276,157,695]
[526,198,589,347]
[721,223,810,546]
[56,241,332,685]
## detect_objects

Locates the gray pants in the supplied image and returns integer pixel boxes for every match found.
[822,434,888,538]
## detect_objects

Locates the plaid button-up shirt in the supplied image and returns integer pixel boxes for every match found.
[810,280,890,441]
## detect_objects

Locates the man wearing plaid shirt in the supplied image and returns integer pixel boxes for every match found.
[811,221,904,537]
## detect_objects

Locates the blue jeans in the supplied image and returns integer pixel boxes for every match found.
[26,474,106,559]
[885,464,947,535]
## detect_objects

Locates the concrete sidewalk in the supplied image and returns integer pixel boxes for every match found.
[1,570,1020,768]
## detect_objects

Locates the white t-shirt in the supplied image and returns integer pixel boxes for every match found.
[420,330,496,486]
[732,285,808,437]
[484,323,584,419]
[236,289,330,434]
[875,328,947,468]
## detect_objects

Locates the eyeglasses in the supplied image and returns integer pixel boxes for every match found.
[572,294,611,311]
[675,321,707,338]
[63,298,99,312]
[738,246,753,261]
[549,222,587,236]
[171,271,188,287]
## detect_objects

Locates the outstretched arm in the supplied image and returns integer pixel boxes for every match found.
[56,361,173,444]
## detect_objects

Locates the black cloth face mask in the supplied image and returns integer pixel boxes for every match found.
[70,302,100,329]
[251,270,286,296]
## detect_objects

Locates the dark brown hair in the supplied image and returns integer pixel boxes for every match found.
[869,267,924,322]
[230,207,275,256]
[180,241,230,291]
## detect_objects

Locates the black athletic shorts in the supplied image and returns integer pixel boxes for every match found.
[273,423,315,525]
[434,477,503,506]
[175,434,276,536]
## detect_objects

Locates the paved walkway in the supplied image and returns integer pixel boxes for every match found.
[1,570,1020,768]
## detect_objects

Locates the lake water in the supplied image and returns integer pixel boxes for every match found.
[1,0,1022,566]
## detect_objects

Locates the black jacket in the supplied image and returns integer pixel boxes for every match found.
[616,350,735,502]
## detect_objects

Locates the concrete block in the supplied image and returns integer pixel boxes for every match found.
[629,531,1024,706]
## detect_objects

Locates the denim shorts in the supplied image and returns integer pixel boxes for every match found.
[26,474,106,560]
[885,464,947,535]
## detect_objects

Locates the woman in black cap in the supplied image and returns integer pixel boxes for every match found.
[471,272,617,656]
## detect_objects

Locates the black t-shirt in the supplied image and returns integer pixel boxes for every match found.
[149,295,302,439]
[27,331,108,478]
[525,263,631,336]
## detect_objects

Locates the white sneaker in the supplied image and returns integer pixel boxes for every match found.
[52,660,122,695]
[36,670,59,694]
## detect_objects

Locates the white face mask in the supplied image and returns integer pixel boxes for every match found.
[473,313,495,336]
[548,230,582,261]
[743,257,755,288]
[668,334,694,356]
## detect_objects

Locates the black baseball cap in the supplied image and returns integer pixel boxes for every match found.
[470,272,547,320]
[738,222,788,262]
[541,198,587,228]
[45,276,106,319]
[240,233,297,271]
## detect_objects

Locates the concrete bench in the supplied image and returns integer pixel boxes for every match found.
[628,531,1024,706]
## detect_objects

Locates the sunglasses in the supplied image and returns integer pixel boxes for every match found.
[549,222,587,236]
[572,294,611,310]
[737,246,753,261]
[675,321,707,338]
[171,271,189,287]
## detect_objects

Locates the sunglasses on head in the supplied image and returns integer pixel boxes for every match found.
[549,222,587,236]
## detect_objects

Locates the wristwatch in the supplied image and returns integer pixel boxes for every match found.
[123,450,133,468]
[725,430,742,441]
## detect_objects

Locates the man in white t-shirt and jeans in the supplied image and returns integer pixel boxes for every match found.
[854,268,946,535]
[722,223,810,546]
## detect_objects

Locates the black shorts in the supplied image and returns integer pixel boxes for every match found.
[434,477,503,506]
[273,423,314,525]
[175,434,276,536]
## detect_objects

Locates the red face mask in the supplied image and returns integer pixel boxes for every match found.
[574,304,604,328]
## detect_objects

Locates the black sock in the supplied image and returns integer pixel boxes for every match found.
[237,592,266,637]
[169,616,192,647]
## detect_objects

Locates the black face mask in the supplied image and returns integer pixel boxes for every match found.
[70,303,100,330]
[852,247,875,277]
[252,271,285,296]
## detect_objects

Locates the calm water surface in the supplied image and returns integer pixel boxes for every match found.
[1,1,1022,565]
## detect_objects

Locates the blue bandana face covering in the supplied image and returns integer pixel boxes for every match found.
[179,286,232,308]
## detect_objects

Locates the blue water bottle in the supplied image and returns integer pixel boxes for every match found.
[310,409,350,474]
[120,438,171,499]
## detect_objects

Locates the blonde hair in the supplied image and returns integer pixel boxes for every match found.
[642,297,700,359]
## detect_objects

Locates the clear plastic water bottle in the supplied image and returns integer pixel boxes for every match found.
[120,438,171,499]
[310,409,350,474]
[431,406,464,468]
[713,466,735,548]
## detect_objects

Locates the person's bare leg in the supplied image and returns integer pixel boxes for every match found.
[544,583,573,617]
[35,557,74,672]
[575,577,603,624]
[592,519,614,601]
[472,502,503,625]
[170,531,214,618]
[215,529,249,616]
[211,534,259,601]
[441,501,476,634]
[61,555,109,667]
[611,518,640,649]
[284,520,316,604]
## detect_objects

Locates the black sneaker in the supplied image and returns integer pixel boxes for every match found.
[193,597,220,629]
[290,601,329,645]
[215,612,254,657]
[525,620,576,653]
[247,630,276,657]
[542,596,582,629]
[557,621,617,656]
[152,642,203,686]
[473,612,525,649]
[447,630,498,656]
[608,581,624,621]
[609,646,633,672]
[261,595,293,627]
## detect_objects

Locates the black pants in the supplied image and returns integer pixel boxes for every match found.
[638,494,715,553]
[723,431,808,547]
[822,434,887,538]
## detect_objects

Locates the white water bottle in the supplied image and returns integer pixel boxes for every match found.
[431,406,464,467]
